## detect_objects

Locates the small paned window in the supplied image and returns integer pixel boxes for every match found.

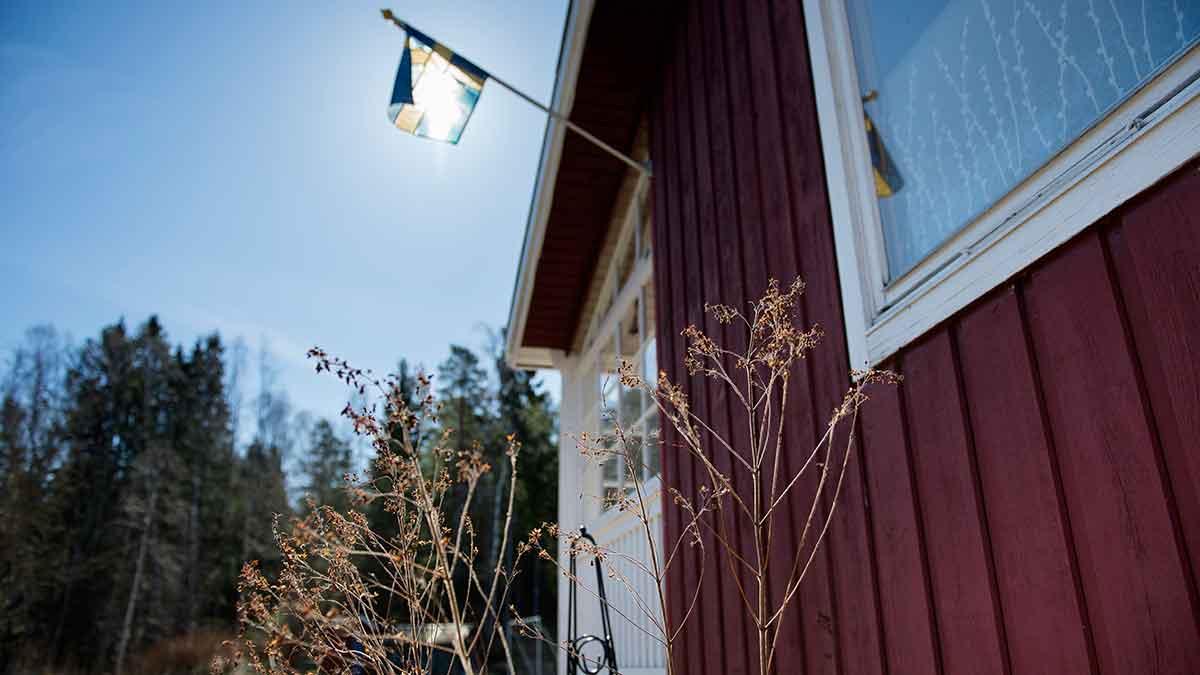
[579,173,660,510]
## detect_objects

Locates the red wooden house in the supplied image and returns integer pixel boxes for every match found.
[506,1,1200,673]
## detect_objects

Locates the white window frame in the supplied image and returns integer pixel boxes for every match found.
[590,285,661,508]
[577,174,661,519]
[804,0,1200,367]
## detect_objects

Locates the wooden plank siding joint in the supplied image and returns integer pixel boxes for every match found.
[1097,224,1200,633]
[946,326,1017,675]
[1012,283,1103,675]
[892,363,947,675]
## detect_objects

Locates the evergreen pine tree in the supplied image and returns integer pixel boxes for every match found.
[438,345,491,451]
[0,326,69,664]
[299,418,354,513]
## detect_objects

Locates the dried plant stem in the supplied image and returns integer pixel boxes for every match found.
[222,278,893,675]
[630,278,897,675]
[223,355,532,674]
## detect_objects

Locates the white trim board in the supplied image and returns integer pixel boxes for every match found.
[804,0,1200,367]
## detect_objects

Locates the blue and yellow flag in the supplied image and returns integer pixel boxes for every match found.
[387,16,489,144]
[865,113,903,197]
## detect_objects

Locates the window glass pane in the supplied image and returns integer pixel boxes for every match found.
[620,386,642,429]
[602,454,620,481]
[599,378,622,507]
[619,302,643,426]
[599,375,618,435]
[640,331,660,482]
[624,434,645,481]
[847,0,1200,277]
[642,407,660,481]
[598,334,618,438]
[603,485,623,509]
[642,339,658,393]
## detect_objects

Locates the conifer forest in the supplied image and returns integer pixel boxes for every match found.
[0,319,558,673]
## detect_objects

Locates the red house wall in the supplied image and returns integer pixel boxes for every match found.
[648,1,1200,673]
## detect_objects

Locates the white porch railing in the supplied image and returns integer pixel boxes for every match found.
[590,483,666,675]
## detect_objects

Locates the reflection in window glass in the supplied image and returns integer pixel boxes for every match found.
[643,406,661,478]
[638,290,660,483]
[619,301,642,426]
[598,326,619,440]
[599,367,622,506]
[847,0,1200,277]
[620,387,642,433]
[602,454,621,508]
[599,375,618,435]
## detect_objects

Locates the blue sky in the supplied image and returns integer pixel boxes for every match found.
[1,1,566,425]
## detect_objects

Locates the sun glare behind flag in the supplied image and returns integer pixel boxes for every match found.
[387,19,489,144]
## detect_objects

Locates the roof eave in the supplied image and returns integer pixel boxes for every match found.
[505,0,595,370]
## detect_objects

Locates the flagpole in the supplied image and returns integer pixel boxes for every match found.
[382,10,651,176]
[485,73,650,176]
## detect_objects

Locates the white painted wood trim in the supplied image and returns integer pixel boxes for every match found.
[555,358,583,675]
[804,0,1200,366]
[506,0,595,370]
[580,172,652,355]
[577,256,655,376]
[803,0,878,369]
[588,475,665,671]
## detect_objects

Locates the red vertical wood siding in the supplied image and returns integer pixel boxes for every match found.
[648,2,1200,672]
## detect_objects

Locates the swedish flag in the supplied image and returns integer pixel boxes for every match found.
[865,113,903,197]
[385,12,489,144]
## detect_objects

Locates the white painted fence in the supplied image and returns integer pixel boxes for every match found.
[590,483,666,675]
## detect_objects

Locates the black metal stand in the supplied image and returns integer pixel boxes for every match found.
[566,527,619,674]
